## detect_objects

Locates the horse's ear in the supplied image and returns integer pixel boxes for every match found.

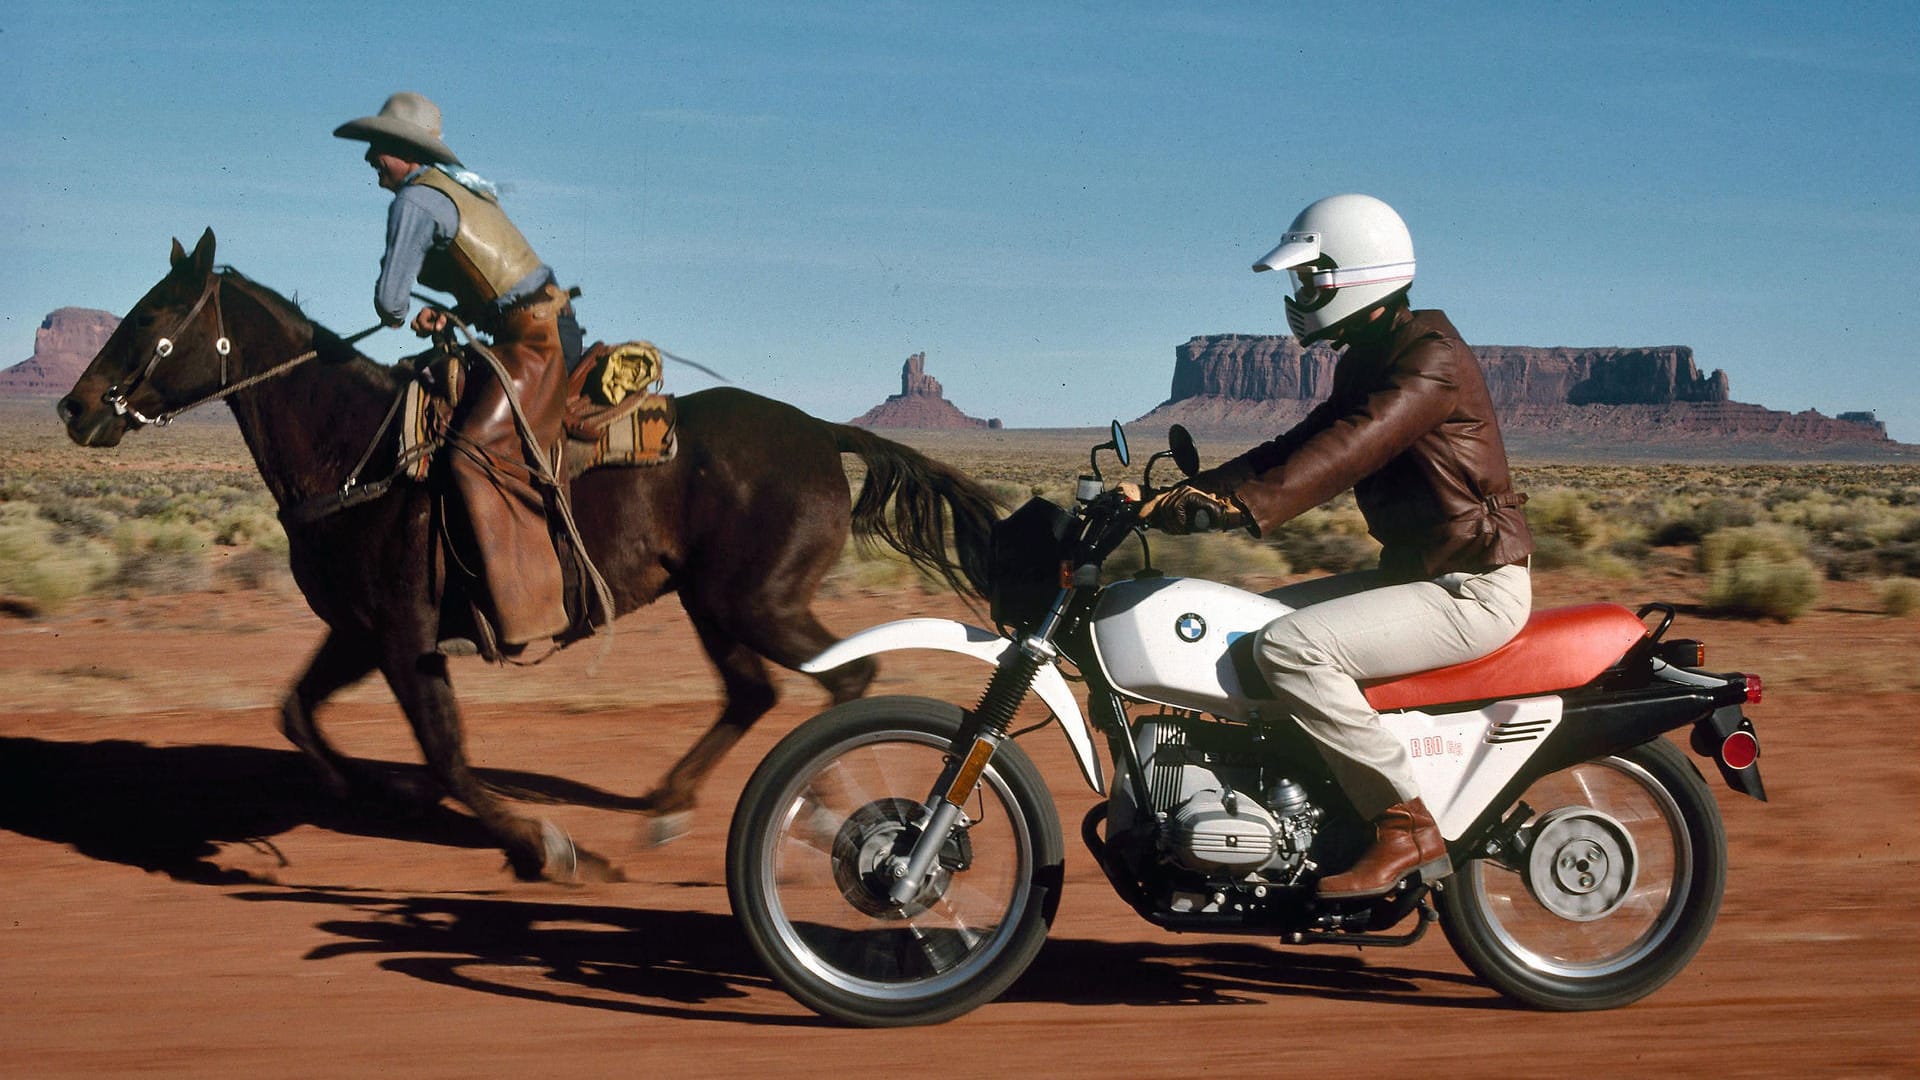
[170,237,187,269]
[188,228,217,274]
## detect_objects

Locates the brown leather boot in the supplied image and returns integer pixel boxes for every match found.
[1317,797,1452,900]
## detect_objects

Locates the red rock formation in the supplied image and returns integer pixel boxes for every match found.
[1145,333,1900,452]
[850,352,1001,430]
[1170,334,1731,408]
[0,308,119,396]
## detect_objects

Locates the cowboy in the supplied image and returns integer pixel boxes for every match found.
[334,91,580,650]
[1146,194,1535,900]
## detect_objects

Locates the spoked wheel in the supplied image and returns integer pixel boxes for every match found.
[726,696,1063,1026]
[1436,738,1727,1010]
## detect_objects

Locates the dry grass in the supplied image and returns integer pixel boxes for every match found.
[7,401,1920,624]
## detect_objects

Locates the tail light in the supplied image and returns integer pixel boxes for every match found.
[1743,673,1763,704]
[1720,729,1760,770]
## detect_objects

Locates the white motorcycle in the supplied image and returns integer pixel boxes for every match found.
[726,423,1767,1025]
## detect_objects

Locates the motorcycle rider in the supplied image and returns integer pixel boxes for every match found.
[334,92,583,650]
[1146,193,1535,899]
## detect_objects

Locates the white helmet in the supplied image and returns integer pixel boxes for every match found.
[1253,193,1415,342]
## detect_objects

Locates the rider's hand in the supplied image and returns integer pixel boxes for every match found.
[1143,483,1249,535]
[410,308,451,337]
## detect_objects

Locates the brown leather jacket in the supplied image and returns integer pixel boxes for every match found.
[1201,305,1534,582]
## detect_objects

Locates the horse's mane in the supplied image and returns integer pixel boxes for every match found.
[218,267,401,394]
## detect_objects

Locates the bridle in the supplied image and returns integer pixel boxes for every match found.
[104,270,380,427]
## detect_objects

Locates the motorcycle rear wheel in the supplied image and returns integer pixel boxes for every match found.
[726,696,1064,1026]
[1436,737,1726,1010]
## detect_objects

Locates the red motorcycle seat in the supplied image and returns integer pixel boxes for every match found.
[1362,603,1648,712]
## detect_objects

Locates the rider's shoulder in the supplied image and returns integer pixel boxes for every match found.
[1394,309,1473,366]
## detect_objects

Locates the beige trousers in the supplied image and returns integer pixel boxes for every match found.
[1255,563,1531,819]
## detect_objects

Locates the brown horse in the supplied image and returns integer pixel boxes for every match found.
[58,229,998,880]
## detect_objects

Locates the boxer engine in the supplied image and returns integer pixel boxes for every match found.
[1108,715,1326,898]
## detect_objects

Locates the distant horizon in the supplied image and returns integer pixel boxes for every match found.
[8,301,1903,445]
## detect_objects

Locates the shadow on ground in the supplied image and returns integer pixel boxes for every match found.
[0,735,643,884]
[2,734,1498,1021]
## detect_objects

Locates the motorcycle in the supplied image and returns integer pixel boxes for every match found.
[725,422,1766,1026]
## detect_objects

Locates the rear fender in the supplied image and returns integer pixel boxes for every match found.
[803,618,1103,795]
[1453,682,1755,853]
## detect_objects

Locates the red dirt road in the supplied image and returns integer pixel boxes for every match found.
[3,575,1916,1077]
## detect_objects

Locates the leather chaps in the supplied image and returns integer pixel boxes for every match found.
[448,283,572,645]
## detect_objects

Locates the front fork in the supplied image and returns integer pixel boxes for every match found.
[886,600,1067,905]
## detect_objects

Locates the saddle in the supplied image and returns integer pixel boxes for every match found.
[398,339,678,485]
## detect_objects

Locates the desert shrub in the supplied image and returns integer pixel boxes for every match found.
[1880,578,1920,617]
[1698,523,1805,571]
[33,494,120,540]
[1582,552,1640,581]
[1528,533,1585,571]
[1526,488,1599,550]
[1872,542,1920,579]
[215,547,293,592]
[214,508,288,552]
[113,519,214,594]
[827,542,942,597]
[1649,496,1758,546]
[1267,504,1380,575]
[1699,525,1820,621]
[1109,530,1291,583]
[0,504,119,614]
[981,480,1034,508]
[1704,557,1820,621]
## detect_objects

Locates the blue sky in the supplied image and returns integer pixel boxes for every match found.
[4,1,1916,441]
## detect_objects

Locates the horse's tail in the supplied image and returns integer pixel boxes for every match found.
[831,425,999,600]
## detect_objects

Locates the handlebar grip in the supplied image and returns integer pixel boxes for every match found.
[1190,506,1214,532]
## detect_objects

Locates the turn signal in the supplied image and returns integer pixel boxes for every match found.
[1743,674,1763,704]
[1657,639,1706,667]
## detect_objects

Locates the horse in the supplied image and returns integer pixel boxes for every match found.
[58,229,999,881]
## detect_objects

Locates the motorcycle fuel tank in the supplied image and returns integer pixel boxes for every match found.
[1089,577,1294,716]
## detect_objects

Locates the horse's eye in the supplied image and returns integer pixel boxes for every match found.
[135,315,157,329]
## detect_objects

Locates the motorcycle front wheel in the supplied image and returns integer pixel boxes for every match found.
[1436,737,1727,1010]
[726,696,1064,1026]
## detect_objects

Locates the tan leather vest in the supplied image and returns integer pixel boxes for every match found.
[407,169,545,311]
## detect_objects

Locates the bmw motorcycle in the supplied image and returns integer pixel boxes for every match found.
[726,423,1766,1026]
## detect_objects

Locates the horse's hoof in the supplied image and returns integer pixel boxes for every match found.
[645,811,693,847]
[539,819,579,881]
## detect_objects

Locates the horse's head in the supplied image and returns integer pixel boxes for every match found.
[59,228,230,447]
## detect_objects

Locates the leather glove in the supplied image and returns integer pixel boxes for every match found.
[1142,483,1249,535]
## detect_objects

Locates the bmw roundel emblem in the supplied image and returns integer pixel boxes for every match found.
[1175,613,1207,643]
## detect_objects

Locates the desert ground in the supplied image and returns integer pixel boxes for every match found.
[3,411,1917,1077]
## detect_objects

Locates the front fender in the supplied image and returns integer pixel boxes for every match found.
[804,618,1104,795]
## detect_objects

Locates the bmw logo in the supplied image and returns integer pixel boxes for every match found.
[1175,613,1207,643]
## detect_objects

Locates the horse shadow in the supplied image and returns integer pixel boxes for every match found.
[0,735,643,885]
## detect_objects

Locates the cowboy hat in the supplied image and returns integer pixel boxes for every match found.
[333,91,462,166]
